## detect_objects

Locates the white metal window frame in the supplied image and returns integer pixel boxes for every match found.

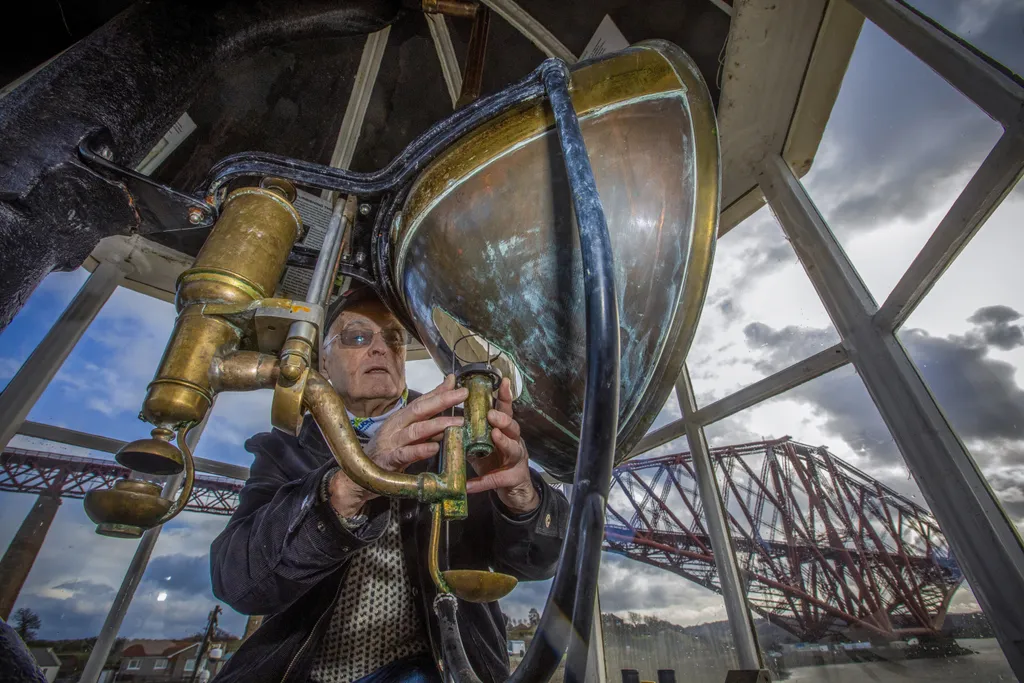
[154,658,168,670]
[184,658,196,672]
[126,659,140,671]
[626,0,1024,677]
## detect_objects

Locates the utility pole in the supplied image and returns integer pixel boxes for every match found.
[189,605,222,683]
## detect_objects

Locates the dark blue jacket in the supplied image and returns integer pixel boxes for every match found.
[209,406,569,683]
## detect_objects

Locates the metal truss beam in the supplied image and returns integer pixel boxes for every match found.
[876,126,1024,330]
[846,0,1024,128]
[425,14,463,108]
[0,447,242,516]
[629,343,849,458]
[606,438,960,641]
[760,152,1024,678]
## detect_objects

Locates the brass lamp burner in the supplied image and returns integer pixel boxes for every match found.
[84,425,197,538]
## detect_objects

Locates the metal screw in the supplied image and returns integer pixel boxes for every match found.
[98,147,114,161]
[188,208,204,225]
[359,203,372,216]
[354,251,367,265]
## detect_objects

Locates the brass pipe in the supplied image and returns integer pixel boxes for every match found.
[211,352,281,393]
[441,426,467,520]
[302,370,450,502]
[428,504,451,594]
[462,374,494,459]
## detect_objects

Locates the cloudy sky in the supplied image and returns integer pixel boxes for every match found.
[1,0,1022,665]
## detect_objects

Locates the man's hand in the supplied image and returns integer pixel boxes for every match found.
[328,375,466,518]
[466,377,540,515]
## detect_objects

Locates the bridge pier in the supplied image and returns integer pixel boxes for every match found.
[0,492,62,620]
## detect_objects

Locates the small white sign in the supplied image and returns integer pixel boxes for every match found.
[135,112,197,176]
[581,15,629,61]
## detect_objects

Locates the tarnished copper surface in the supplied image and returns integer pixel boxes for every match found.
[392,42,719,479]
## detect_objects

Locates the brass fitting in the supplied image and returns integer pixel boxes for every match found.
[144,181,303,432]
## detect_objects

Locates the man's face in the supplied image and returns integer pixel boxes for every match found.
[322,302,408,405]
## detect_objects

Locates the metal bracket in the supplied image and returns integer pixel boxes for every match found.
[78,131,217,234]
[254,301,324,356]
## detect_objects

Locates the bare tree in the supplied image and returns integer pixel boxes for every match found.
[13,608,42,642]
[528,608,540,627]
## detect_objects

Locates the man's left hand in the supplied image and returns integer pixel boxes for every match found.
[465,377,540,515]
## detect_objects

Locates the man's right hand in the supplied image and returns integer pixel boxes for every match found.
[327,375,466,519]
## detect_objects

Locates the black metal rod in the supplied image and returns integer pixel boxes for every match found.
[435,595,483,683]
[202,64,546,201]
[434,58,621,683]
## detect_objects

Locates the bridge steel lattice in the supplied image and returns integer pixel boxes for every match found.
[0,447,242,515]
[2,439,962,642]
[605,437,962,642]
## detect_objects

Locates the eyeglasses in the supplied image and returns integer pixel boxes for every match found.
[324,326,409,349]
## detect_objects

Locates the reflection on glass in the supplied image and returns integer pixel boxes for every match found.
[701,365,1015,681]
[800,19,1002,303]
[688,204,837,405]
[900,180,1024,537]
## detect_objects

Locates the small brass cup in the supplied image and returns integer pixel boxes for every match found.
[115,427,184,475]
[84,480,174,539]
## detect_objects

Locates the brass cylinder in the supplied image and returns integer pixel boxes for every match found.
[142,308,239,427]
[177,184,302,309]
[462,374,494,459]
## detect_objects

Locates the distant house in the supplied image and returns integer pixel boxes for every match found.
[29,647,61,683]
[507,640,526,656]
[118,639,240,680]
[118,639,203,680]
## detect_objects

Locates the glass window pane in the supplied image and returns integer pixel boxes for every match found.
[904,0,1024,76]
[703,364,1015,680]
[800,20,1003,303]
[0,268,88,381]
[603,439,742,682]
[689,205,838,406]
[0,279,177,447]
[900,178,1024,534]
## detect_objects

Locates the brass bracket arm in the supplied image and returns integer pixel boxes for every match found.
[210,351,281,392]
[302,369,455,503]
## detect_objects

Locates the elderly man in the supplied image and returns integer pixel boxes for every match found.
[210,286,568,683]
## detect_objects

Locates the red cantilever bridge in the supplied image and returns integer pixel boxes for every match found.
[1,437,961,640]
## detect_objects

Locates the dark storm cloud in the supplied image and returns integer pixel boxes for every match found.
[743,322,840,372]
[742,306,1024,472]
[969,305,1024,350]
[800,0,1022,237]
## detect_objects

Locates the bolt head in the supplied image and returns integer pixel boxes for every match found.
[359,203,372,216]
[188,208,204,224]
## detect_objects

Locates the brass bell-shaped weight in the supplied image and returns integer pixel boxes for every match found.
[84,425,197,538]
[114,427,184,475]
[84,480,174,539]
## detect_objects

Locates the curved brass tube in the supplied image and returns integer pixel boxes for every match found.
[157,425,197,524]
[302,369,449,502]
